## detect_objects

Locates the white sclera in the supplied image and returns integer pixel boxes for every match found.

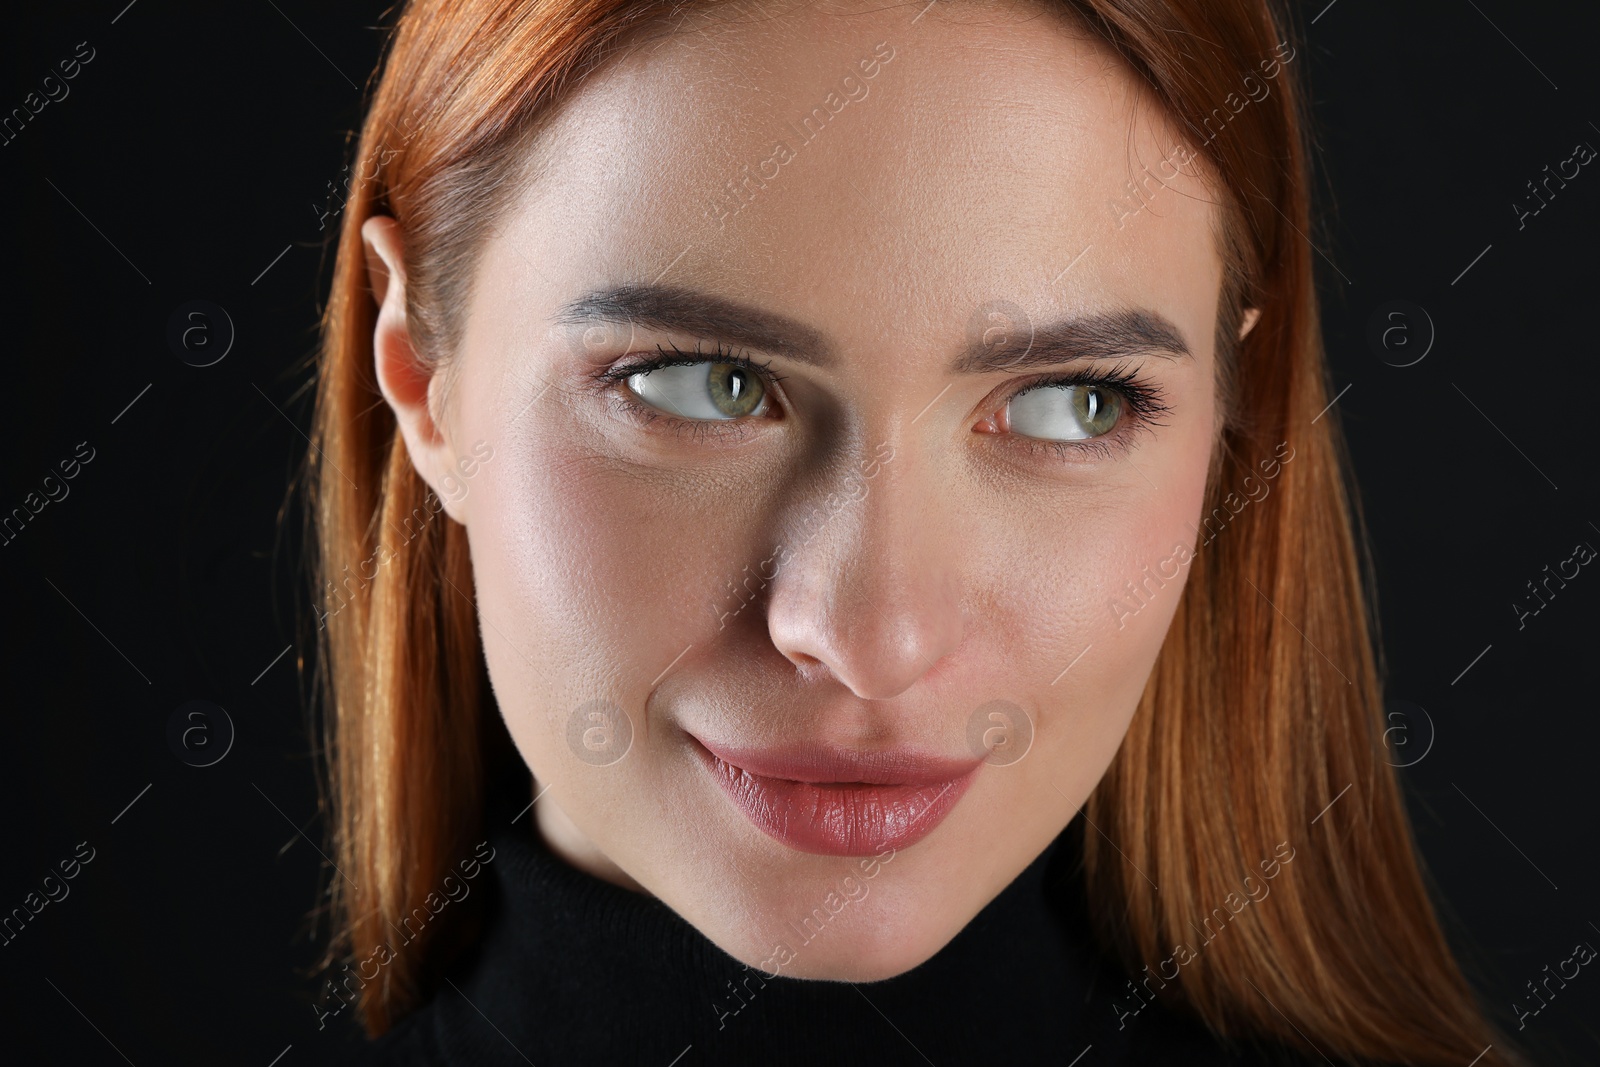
[1006,384,1119,441]
[627,364,766,420]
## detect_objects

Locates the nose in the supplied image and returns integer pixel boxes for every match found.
[764,446,965,700]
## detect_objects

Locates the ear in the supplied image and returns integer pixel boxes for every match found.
[1238,306,1262,341]
[363,215,471,524]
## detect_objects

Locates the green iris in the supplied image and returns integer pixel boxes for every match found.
[707,363,765,418]
[1008,383,1123,440]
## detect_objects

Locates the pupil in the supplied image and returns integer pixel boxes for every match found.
[728,371,744,400]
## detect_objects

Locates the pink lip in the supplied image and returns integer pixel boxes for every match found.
[691,735,983,856]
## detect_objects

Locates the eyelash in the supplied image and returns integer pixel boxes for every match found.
[593,344,1171,459]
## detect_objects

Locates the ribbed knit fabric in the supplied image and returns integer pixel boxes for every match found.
[354,788,1335,1066]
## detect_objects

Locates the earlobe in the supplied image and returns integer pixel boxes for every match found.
[362,215,468,523]
[1238,306,1262,341]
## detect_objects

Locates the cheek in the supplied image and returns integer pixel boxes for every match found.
[982,397,1215,789]
[1085,428,1213,683]
[463,422,779,771]
[470,452,652,732]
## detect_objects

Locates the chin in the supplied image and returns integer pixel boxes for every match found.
[709,902,964,984]
[769,935,953,984]
[670,835,999,985]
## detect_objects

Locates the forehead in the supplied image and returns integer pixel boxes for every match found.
[492,0,1223,353]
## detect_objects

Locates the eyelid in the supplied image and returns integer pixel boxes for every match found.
[1002,360,1170,417]
[595,341,787,390]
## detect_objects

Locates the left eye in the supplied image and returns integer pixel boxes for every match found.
[1006,383,1122,440]
[626,362,769,420]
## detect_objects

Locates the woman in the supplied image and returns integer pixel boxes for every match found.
[306,0,1526,1062]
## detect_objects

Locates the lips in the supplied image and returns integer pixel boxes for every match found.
[691,735,983,856]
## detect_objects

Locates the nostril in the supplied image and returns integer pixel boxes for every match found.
[782,649,827,675]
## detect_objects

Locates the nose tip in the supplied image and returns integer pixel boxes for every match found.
[758,436,965,700]
[767,557,964,701]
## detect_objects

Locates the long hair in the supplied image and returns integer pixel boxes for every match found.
[307,0,1524,1061]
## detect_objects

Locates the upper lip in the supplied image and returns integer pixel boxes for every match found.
[693,734,984,787]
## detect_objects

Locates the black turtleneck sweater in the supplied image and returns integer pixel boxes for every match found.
[354,791,1335,1066]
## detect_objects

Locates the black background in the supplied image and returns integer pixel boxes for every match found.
[2,1,1596,1063]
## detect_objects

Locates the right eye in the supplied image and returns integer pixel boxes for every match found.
[1005,383,1124,441]
[626,362,771,421]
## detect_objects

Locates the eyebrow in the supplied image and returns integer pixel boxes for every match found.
[553,285,1192,371]
[555,285,834,364]
[954,306,1192,373]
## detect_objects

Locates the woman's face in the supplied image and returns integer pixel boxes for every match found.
[378,0,1226,980]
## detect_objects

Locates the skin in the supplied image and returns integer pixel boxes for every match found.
[365,0,1256,981]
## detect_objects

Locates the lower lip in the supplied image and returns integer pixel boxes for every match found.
[693,742,981,856]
